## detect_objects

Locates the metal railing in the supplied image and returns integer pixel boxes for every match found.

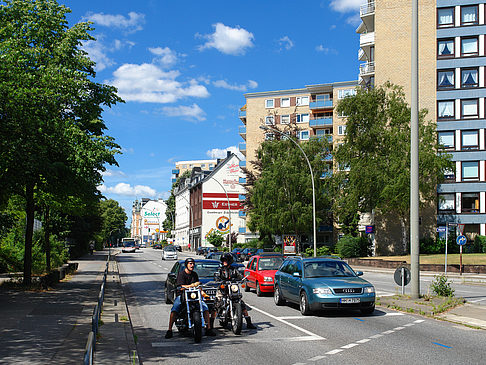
[360,2,375,17]
[359,61,375,75]
[83,252,110,364]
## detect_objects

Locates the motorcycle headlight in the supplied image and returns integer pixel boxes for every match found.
[264,276,273,282]
[313,288,332,295]
[231,284,239,292]
[190,292,197,299]
[364,286,375,294]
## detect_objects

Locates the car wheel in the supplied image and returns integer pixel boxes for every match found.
[274,285,285,306]
[360,304,375,315]
[244,281,250,292]
[256,281,263,297]
[300,291,311,316]
[165,285,171,304]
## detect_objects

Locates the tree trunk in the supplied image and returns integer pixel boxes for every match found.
[44,205,51,273]
[399,217,407,254]
[23,183,35,285]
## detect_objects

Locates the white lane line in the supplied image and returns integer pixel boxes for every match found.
[356,339,371,343]
[383,312,404,316]
[308,355,327,361]
[403,323,414,327]
[250,305,325,339]
[469,298,486,303]
[394,326,405,331]
[382,330,395,335]
[152,335,322,347]
[341,343,359,349]
[370,334,384,339]
[326,349,343,355]
[414,319,425,323]
[277,316,311,320]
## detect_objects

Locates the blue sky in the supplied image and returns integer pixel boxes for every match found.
[64,0,362,221]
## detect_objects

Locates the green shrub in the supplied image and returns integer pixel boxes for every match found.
[304,245,332,257]
[273,246,282,253]
[430,274,455,297]
[335,235,361,258]
[474,235,486,253]
[420,237,443,254]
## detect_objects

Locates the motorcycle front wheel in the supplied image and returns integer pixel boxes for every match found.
[231,302,243,335]
[192,311,203,343]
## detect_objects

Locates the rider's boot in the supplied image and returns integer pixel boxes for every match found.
[245,316,256,329]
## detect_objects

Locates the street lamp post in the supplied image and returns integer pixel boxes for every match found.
[206,175,233,251]
[259,125,317,257]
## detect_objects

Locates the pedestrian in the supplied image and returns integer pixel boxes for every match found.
[89,242,94,255]
[188,242,191,251]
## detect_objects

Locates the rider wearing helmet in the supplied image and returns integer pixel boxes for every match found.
[213,252,256,329]
[165,257,216,339]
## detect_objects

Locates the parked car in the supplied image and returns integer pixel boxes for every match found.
[174,245,182,252]
[240,247,258,261]
[196,247,206,255]
[162,245,178,260]
[140,242,147,248]
[165,259,220,304]
[244,254,284,296]
[231,247,244,262]
[153,243,162,250]
[273,256,375,315]
[205,252,245,274]
[204,247,218,258]
[122,241,136,253]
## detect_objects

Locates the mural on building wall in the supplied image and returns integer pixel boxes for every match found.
[216,216,230,233]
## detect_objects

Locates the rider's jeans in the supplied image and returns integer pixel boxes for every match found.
[171,295,209,313]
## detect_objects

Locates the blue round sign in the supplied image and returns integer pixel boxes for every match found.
[456,235,467,246]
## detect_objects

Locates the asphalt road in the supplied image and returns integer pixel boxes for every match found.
[117,248,486,365]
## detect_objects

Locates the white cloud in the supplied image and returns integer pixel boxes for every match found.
[278,36,294,51]
[315,45,338,55]
[160,104,206,122]
[108,63,210,103]
[206,146,244,160]
[82,40,115,71]
[197,23,254,55]
[329,0,362,13]
[83,11,145,33]
[102,169,126,177]
[212,79,258,92]
[149,46,180,68]
[98,183,157,197]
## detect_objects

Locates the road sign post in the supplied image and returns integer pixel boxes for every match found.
[456,234,467,275]
[394,266,411,295]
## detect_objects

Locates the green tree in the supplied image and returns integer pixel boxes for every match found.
[0,0,123,283]
[99,199,127,246]
[334,83,453,252]
[206,231,224,248]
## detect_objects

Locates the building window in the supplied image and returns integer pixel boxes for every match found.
[315,94,331,102]
[316,129,330,139]
[281,97,290,107]
[296,113,309,123]
[338,125,347,135]
[438,7,454,27]
[444,168,455,181]
[438,131,455,149]
[438,39,454,58]
[461,99,479,118]
[296,96,309,106]
[438,193,455,211]
[281,114,290,124]
[265,116,274,125]
[265,99,274,108]
[298,130,310,140]
[338,89,356,99]
[462,161,479,181]
[461,130,479,150]
[438,100,455,119]
[265,133,274,141]
[461,5,478,26]
[462,193,480,213]
[461,68,478,88]
[438,70,455,89]
[461,37,478,57]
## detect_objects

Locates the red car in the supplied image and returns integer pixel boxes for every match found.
[244,254,284,296]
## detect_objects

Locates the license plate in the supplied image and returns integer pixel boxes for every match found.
[340,298,360,304]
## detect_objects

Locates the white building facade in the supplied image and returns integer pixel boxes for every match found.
[140,199,167,243]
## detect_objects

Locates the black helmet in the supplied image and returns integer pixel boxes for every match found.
[185,257,195,267]
[220,253,234,265]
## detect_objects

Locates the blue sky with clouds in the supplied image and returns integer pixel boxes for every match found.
[64,0,363,219]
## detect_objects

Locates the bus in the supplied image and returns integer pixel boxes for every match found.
[122,237,138,248]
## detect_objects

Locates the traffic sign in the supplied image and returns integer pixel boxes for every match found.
[456,235,467,246]
[394,266,411,286]
[437,226,446,233]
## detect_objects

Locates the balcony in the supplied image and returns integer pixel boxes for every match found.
[358,48,366,61]
[171,178,177,183]
[239,177,247,184]
[360,32,374,47]
[239,125,246,139]
[239,110,246,119]
[309,100,333,109]
[359,61,375,76]
[309,117,333,127]
[239,160,246,168]
[239,227,247,234]
[239,142,246,152]
[172,169,179,174]
[239,210,246,217]
[360,2,375,17]
[239,194,245,201]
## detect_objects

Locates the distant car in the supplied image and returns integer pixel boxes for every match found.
[240,247,258,261]
[174,245,182,252]
[196,247,206,255]
[162,245,178,260]
[153,243,162,250]
[244,254,284,296]
[206,251,237,262]
[122,242,136,253]
[204,247,218,258]
[165,259,220,304]
[140,242,147,248]
[274,256,375,315]
[231,247,244,262]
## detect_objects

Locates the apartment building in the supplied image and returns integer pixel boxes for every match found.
[239,81,358,245]
[357,0,486,243]
[171,159,217,183]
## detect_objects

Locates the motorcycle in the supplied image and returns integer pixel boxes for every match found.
[175,286,206,343]
[216,279,245,335]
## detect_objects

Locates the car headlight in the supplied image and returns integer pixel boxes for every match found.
[231,284,239,292]
[364,286,375,294]
[263,276,273,282]
[313,288,332,295]
[190,293,197,299]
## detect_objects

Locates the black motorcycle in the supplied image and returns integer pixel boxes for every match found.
[216,279,244,335]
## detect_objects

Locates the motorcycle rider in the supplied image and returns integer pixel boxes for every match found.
[213,252,256,330]
[165,257,216,339]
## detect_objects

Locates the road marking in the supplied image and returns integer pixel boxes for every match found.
[356,338,371,343]
[382,330,395,334]
[394,326,405,331]
[370,334,384,338]
[383,312,404,316]
[326,349,343,355]
[277,316,311,320]
[341,343,358,349]
[151,335,322,347]
[308,355,327,361]
[250,305,325,339]
[469,297,486,303]
[414,319,425,323]
[354,318,364,321]
[403,323,414,327]
[432,342,452,349]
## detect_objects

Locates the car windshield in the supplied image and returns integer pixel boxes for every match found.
[304,261,356,278]
[257,257,283,270]
[188,262,220,278]
[164,246,176,251]
[124,242,135,247]
[210,253,223,260]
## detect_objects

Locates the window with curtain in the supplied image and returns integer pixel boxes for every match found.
[462,193,480,213]
[438,194,455,211]
[438,7,454,27]
[461,99,478,118]
[438,70,455,89]
[438,100,454,119]
[462,161,479,181]
[461,37,478,56]
[438,131,455,149]
[461,68,478,88]
[438,39,454,57]
[461,5,478,25]
[462,130,479,150]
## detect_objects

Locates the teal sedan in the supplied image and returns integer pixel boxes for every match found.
[274,256,375,315]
